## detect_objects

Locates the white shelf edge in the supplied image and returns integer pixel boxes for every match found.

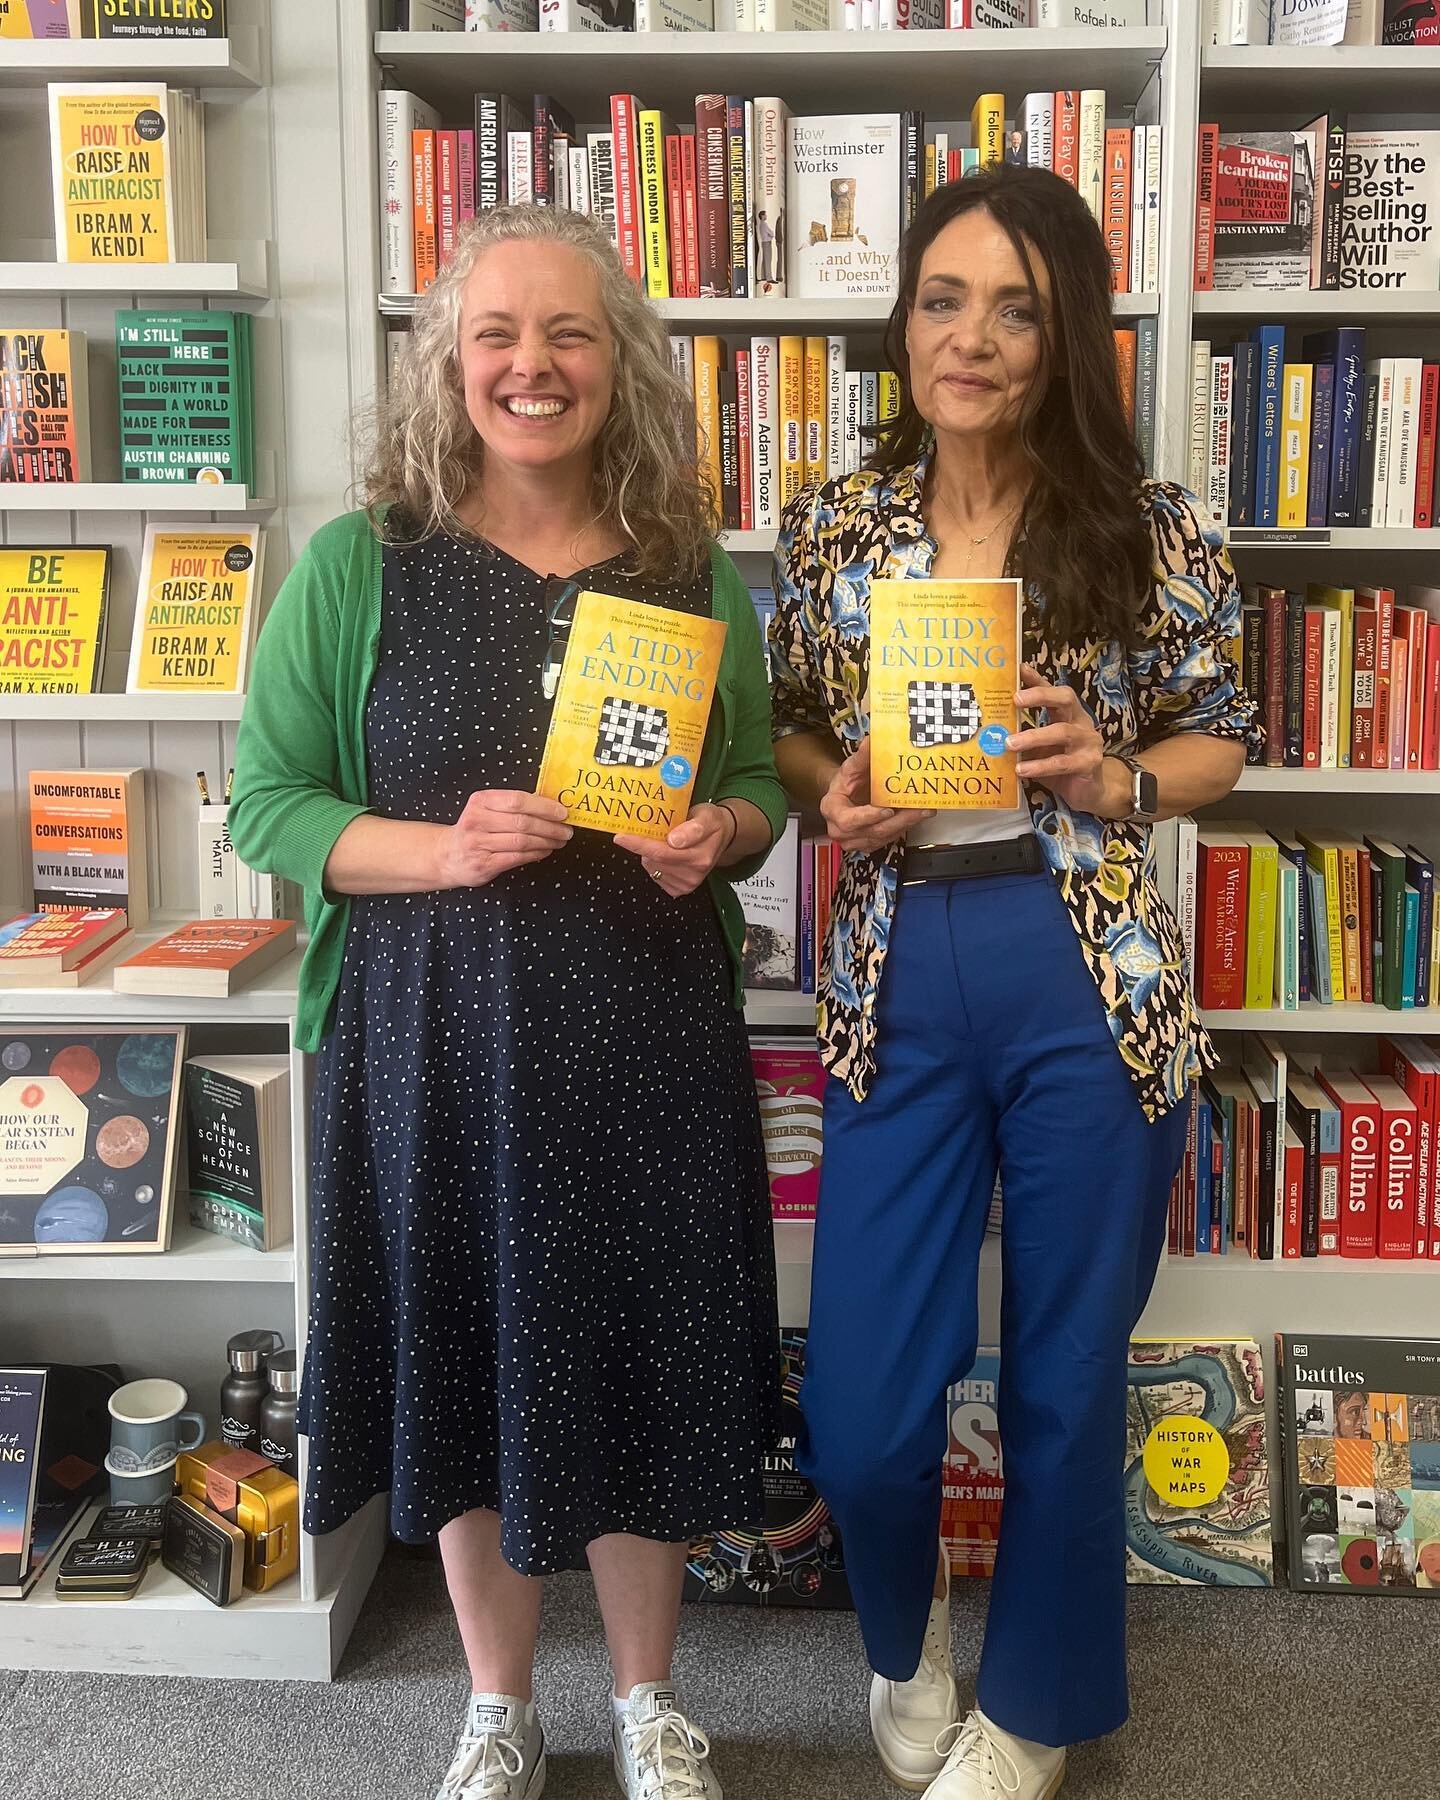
[0,36,263,88]
[0,692,247,722]
[0,1221,293,1284]
[379,291,1159,323]
[1234,769,1440,793]
[1194,288,1440,319]
[0,485,274,515]
[1202,44,1440,71]
[374,23,1169,60]
[0,251,271,303]
[1199,1005,1440,1033]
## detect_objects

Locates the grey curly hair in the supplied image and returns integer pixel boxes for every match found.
[361,205,715,581]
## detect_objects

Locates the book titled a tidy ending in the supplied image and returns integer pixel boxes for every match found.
[868,579,1023,810]
[536,590,727,842]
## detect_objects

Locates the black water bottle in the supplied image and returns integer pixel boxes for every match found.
[258,1351,299,1477]
[221,1329,284,1452]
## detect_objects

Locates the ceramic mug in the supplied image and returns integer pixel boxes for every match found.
[105,1450,179,1509]
[108,1378,205,1471]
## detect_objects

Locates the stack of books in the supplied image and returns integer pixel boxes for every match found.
[0,907,133,989]
[1192,328,1439,532]
[1166,818,1438,1013]
[1169,1038,1440,1262]
[48,83,208,265]
[1234,581,1440,772]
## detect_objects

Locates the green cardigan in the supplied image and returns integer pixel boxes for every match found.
[229,511,788,1053]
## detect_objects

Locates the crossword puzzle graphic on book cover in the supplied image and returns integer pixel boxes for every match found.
[1278,1333,1440,1596]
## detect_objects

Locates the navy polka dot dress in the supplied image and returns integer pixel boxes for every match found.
[299,533,781,1572]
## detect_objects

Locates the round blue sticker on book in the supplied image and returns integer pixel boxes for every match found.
[660,756,692,789]
[977,723,1010,757]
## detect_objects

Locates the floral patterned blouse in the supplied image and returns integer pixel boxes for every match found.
[768,456,1263,1122]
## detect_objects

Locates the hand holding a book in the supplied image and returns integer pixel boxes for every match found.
[438,789,574,886]
[1012,666,1112,815]
[615,804,738,897]
[821,738,932,854]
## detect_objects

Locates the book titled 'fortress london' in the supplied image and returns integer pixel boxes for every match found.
[536,591,726,841]
[868,579,1023,810]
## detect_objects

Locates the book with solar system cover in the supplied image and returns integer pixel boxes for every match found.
[682,1329,852,1610]
[0,1028,185,1256]
[1278,1332,1440,1596]
[535,590,727,842]
[868,579,1023,810]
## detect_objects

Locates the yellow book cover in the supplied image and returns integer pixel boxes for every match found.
[878,370,900,424]
[693,335,723,523]
[971,93,1004,169]
[48,83,175,264]
[803,336,825,487]
[1278,363,1312,530]
[1330,831,1364,1003]
[924,142,937,199]
[1298,832,1345,1002]
[1308,582,1354,767]
[779,334,804,509]
[1241,830,1278,1010]
[126,525,264,694]
[536,591,727,841]
[869,579,1023,810]
[0,546,110,696]
[638,110,671,302]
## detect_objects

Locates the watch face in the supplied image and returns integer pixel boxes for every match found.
[1137,768,1159,817]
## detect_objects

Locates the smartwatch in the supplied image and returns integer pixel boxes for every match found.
[1112,753,1159,823]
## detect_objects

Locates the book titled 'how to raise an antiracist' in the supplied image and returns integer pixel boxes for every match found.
[868,578,1023,810]
[536,590,726,842]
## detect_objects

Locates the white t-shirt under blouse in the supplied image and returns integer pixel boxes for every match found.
[907,803,1034,848]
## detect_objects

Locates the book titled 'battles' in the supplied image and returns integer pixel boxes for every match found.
[868,579,1023,810]
[536,591,726,841]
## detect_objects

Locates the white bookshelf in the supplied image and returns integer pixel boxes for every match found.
[372,25,1169,113]
[1194,290,1440,323]
[0,31,266,89]
[0,2,383,1683]
[1200,44,1440,110]
[0,483,275,514]
[0,249,273,304]
[0,693,248,722]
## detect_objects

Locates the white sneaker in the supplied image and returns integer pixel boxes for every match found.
[923,1708,1065,1800]
[613,1682,721,1799]
[436,1693,546,1800]
[869,1557,959,1791]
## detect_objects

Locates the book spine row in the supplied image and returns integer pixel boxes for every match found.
[1195,332,1439,533]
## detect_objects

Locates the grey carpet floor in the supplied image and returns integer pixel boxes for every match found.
[2,1546,1433,1800]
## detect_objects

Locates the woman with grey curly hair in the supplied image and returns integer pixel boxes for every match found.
[230,205,786,1800]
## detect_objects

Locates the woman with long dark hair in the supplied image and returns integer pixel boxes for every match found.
[769,166,1259,1800]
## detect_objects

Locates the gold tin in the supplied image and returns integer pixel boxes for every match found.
[175,1441,300,1593]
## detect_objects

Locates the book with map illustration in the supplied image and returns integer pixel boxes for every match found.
[868,579,1023,810]
[1125,1338,1274,1587]
[536,590,726,842]
[1277,1331,1440,1595]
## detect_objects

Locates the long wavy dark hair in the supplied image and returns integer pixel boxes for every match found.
[876,164,1150,651]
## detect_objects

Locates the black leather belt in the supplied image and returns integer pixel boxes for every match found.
[901,835,1045,885]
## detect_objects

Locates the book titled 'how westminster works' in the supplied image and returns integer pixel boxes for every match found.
[536,591,726,841]
[868,578,1023,810]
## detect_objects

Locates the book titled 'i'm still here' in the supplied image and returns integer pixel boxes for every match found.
[868,578,1023,810]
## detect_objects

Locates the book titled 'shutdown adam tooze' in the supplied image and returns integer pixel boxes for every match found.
[868,578,1023,810]
[536,591,727,842]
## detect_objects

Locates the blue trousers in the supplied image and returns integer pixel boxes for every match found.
[796,868,1189,1748]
